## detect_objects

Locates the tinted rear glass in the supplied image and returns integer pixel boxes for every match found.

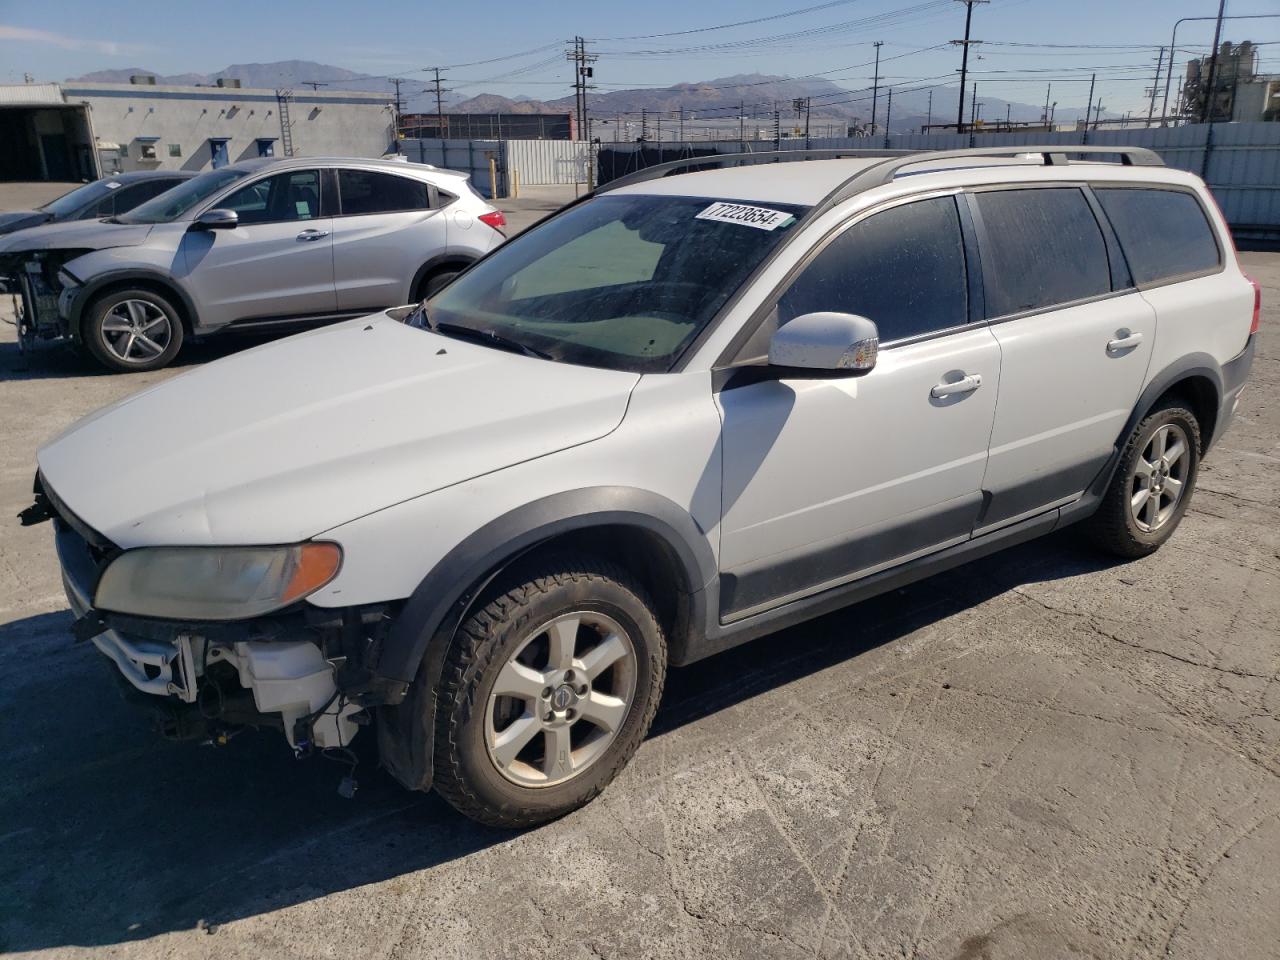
[1095,187,1220,285]
[338,170,430,215]
[975,187,1111,317]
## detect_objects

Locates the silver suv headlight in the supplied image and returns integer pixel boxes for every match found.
[94,543,342,621]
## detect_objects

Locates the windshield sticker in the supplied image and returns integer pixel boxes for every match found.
[104,181,122,189]
[696,202,794,231]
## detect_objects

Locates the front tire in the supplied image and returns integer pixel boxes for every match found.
[417,268,460,302]
[1085,399,1201,558]
[81,287,184,373]
[433,555,666,828]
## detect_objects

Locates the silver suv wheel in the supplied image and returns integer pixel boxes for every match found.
[1129,422,1190,533]
[484,610,637,788]
[100,299,175,364]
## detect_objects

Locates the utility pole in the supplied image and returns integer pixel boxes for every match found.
[640,107,647,142]
[1146,47,1164,125]
[870,41,883,136]
[1005,103,1011,129]
[566,36,597,141]
[390,78,405,152]
[1085,72,1096,131]
[679,106,685,143]
[429,67,450,139]
[773,108,781,148]
[970,82,978,128]
[1043,82,1052,126]
[884,87,893,144]
[952,0,988,133]
[926,89,933,130]
[1200,0,1228,124]
[739,99,745,145]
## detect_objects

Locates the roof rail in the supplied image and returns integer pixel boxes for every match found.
[597,143,1164,198]
[598,148,914,193]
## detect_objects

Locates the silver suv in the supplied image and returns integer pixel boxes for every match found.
[0,157,505,372]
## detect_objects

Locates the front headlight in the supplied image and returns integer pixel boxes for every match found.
[56,267,81,289]
[94,543,342,621]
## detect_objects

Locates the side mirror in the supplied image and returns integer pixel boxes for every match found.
[193,208,239,230]
[768,312,879,375]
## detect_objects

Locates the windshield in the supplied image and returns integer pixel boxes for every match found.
[116,168,249,224]
[40,180,119,218]
[422,194,806,372]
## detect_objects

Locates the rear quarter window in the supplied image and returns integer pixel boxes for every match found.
[1094,187,1221,286]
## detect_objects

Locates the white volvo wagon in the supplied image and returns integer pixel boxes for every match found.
[25,146,1258,826]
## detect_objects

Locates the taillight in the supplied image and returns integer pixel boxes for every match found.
[1247,275,1261,336]
[478,210,506,232]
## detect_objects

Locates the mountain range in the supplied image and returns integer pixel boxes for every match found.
[69,61,1098,135]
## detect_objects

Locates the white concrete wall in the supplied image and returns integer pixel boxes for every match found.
[62,83,396,172]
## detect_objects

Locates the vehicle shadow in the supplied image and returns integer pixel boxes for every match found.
[0,529,1118,951]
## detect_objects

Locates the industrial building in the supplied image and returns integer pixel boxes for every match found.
[0,78,395,182]
[1180,41,1279,123]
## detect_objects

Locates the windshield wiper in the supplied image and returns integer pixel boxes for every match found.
[433,321,552,361]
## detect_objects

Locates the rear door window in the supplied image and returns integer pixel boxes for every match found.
[337,170,432,215]
[1094,187,1221,285]
[777,195,969,343]
[974,187,1111,317]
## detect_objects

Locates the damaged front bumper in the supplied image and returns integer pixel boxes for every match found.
[4,253,75,353]
[46,488,397,753]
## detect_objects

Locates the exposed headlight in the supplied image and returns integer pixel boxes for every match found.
[95,543,342,621]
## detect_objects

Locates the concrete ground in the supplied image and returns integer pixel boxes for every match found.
[0,181,82,212]
[0,179,1277,959]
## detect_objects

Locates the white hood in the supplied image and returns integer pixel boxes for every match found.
[37,315,639,547]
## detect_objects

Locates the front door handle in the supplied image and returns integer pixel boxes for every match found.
[296,229,330,241]
[931,373,982,399]
[1107,331,1144,352]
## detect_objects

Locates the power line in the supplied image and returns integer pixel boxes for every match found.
[952,0,988,133]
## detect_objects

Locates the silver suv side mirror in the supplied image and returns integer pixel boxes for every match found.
[768,312,879,375]
[193,208,239,230]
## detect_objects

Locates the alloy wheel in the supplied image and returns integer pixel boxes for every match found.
[484,610,638,788]
[1129,423,1190,533]
[100,299,173,364]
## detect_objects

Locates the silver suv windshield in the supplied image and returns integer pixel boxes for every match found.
[116,169,249,224]
[421,193,807,373]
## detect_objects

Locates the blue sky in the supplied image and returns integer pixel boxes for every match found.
[1,0,1277,115]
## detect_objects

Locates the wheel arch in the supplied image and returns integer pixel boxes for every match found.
[409,253,476,302]
[69,270,197,340]
[1081,353,1223,508]
[374,487,715,792]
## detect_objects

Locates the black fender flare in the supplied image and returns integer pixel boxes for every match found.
[373,487,716,791]
[67,269,197,341]
[1080,352,1224,506]
[409,254,477,301]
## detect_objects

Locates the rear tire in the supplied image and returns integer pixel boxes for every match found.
[81,287,184,373]
[432,555,666,828]
[1085,399,1201,558]
[417,268,460,302]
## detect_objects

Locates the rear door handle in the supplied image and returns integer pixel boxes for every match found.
[1107,331,1144,352]
[931,373,982,399]
[296,229,330,241]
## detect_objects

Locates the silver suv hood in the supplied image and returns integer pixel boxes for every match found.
[0,218,153,254]
[37,315,640,547]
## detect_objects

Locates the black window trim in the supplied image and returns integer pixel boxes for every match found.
[333,168,439,218]
[1088,181,1226,293]
[203,167,324,226]
[964,181,1137,326]
[714,187,982,372]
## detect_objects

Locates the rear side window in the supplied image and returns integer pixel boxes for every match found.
[338,170,431,215]
[777,196,969,342]
[974,188,1111,317]
[1095,187,1221,285]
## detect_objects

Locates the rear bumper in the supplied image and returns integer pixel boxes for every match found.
[1213,334,1256,450]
